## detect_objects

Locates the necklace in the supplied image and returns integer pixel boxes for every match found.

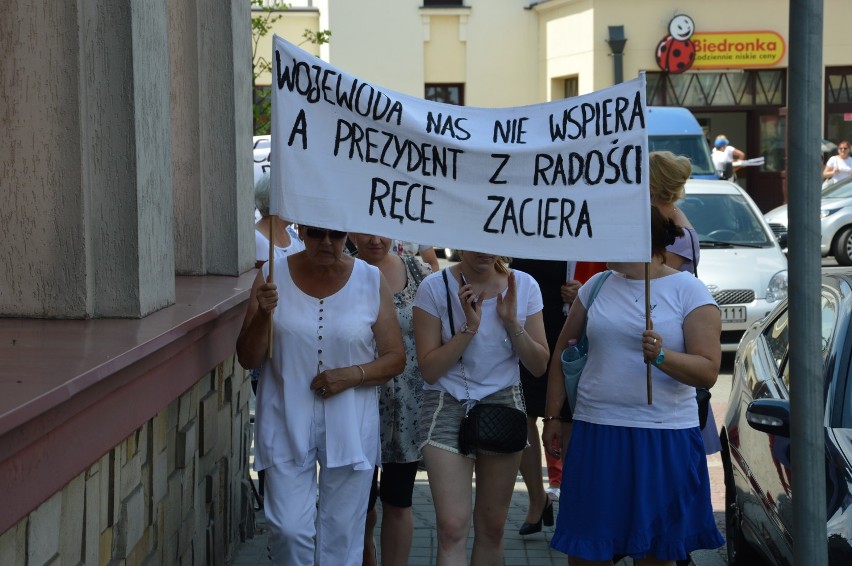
[624,278,657,319]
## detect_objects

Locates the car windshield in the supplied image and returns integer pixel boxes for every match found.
[822,176,852,198]
[648,136,716,177]
[677,193,775,247]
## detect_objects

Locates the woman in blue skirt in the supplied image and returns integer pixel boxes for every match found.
[542,206,724,565]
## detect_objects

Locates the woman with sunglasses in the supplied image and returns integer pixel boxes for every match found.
[349,233,431,566]
[237,225,405,565]
[823,140,852,186]
[413,252,549,565]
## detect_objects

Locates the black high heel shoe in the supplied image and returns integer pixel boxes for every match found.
[518,498,554,535]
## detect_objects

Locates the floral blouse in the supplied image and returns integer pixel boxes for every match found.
[378,254,430,463]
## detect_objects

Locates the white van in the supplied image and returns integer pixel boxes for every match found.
[647,106,718,180]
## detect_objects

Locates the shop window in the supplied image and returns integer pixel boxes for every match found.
[563,77,578,99]
[826,68,852,104]
[647,70,785,108]
[825,68,852,143]
[754,71,785,106]
[425,83,464,106]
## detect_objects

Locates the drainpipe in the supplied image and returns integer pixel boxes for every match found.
[606,26,627,84]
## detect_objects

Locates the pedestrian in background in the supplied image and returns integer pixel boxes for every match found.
[351,232,430,566]
[508,257,576,536]
[712,134,745,180]
[823,140,852,186]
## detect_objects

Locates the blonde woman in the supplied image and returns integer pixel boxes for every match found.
[413,251,549,565]
[648,150,722,457]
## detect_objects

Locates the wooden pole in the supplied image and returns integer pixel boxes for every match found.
[267,216,275,359]
[645,262,653,404]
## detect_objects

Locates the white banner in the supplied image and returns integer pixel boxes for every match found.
[271,36,651,262]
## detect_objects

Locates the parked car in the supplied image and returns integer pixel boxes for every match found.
[679,179,788,351]
[764,176,852,265]
[720,268,852,565]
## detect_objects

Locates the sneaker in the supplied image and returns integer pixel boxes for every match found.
[546,486,561,502]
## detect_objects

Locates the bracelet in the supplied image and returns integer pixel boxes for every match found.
[542,416,561,422]
[355,364,366,386]
[510,327,525,338]
[461,322,478,335]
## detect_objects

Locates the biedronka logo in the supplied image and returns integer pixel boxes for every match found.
[655,14,785,73]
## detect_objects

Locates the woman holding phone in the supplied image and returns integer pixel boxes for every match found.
[413,251,549,565]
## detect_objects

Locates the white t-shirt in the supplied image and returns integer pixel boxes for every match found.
[826,155,852,183]
[572,270,717,430]
[712,146,737,173]
[254,224,304,262]
[413,269,543,402]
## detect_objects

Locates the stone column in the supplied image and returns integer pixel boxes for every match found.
[0,1,176,318]
[172,0,254,276]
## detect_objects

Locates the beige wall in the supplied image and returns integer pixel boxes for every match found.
[464,3,539,108]
[268,0,540,107]
[424,15,466,85]
[264,0,852,107]
[536,0,792,97]
[253,9,321,86]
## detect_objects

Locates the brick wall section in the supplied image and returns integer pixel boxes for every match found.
[0,356,254,566]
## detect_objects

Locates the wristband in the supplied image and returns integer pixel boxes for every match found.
[461,322,478,335]
[355,364,366,386]
[652,347,665,367]
[542,416,561,422]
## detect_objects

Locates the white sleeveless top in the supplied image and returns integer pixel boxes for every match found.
[253,257,381,471]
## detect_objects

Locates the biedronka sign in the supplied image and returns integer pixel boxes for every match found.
[269,36,651,262]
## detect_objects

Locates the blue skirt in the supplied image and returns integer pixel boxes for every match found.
[550,421,724,561]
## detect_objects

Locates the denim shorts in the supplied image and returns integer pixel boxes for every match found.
[419,385,526,460]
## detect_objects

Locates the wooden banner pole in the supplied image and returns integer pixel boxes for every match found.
[267,216,275,359]
[645,262,653,404]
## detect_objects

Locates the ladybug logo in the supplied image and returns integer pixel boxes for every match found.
[656,14,696,74]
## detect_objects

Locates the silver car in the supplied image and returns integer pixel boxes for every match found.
[679,180,789,352]
[764,176,852,265]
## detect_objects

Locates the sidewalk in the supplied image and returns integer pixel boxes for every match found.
[231,468,569,566]
[231,395,728,565]
[230,462,727,566]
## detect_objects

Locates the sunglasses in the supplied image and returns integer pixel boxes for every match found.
[304,227,347,240]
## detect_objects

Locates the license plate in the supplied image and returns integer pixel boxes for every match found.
[721,306,747,323]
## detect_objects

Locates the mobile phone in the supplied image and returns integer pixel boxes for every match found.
[460,272,477,308]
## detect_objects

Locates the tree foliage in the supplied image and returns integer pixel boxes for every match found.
[251,1,330,135]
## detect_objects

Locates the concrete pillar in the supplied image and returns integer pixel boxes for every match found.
[0,1,175,318]
[172,0,254,276]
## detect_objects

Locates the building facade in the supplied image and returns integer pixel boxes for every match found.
[260,0,852,211]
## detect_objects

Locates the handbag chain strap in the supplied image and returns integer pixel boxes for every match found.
[442,269,526,415]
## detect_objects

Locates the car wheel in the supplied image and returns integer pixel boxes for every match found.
[723,446,764,565]
[833,226,852,266]
[444,248,460,262]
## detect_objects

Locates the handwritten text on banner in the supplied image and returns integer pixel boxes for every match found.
[270,36,651,262]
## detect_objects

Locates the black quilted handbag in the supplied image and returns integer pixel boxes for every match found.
[459,403,528,455]
[441,269,528,456]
